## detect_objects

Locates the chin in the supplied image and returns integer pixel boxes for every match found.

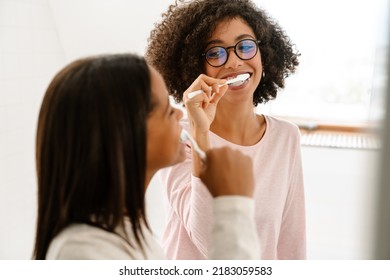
[165,150,186,168]
[175,150,187,164]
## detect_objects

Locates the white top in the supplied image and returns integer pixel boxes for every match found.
[46,196,260,260]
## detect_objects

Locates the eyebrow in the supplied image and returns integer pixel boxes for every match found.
[206,34,256,48]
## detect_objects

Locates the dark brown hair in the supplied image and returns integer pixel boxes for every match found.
[146,0,299,106]
[34,54,152,259]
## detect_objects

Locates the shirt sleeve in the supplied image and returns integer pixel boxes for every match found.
[159,143,213,258]
[277,129,307,259]
[209,196,260,259]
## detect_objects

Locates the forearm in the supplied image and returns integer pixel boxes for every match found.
[160,163,214,255]
[190,123,210,176]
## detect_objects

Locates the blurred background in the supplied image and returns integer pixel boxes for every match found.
[0,0,388,259]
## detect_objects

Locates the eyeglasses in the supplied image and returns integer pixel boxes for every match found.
[202,39,260,67]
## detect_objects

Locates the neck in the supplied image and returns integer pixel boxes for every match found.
[211,100,264,146]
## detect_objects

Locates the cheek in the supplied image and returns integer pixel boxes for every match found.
[204,64,219,77]
[255,53,263,73]
[162,127,186,166]
[146,123,164,168]
[146,126,183,169]
[250,55,263,83]
[146,133,157,166]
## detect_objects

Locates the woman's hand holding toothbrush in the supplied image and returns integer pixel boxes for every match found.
[183,74,228,136]
[183,74,228,175]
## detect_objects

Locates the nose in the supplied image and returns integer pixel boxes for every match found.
[224,48,242,69]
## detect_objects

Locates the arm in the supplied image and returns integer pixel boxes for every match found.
[159,143,214,257]
[199,147,260,259]
[277,130,306,259]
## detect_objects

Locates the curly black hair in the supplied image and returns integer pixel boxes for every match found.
[146,0,299,106]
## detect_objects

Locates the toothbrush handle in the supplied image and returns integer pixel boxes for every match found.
[187,82,228,99]
[188,134,206,161]
[188,89,204,99]
[193,145,206,161]
[183,130,207,161]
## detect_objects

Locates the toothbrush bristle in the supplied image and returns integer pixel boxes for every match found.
[227,73,250,84]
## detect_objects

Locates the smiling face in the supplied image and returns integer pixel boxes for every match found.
[146,66,185,179]
[204,17,263,104]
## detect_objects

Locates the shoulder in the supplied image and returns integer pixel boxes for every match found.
[46,224,135,259]
[265,115,300,133]
[263,115,302,150]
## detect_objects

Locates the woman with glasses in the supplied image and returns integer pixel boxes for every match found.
[146,0,306,260]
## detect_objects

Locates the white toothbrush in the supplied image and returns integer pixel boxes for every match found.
[188,73,250,99]
[180,129,206,161]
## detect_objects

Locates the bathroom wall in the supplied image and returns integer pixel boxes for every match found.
[48,0,172,61]
[0,0,383,259]
[0,0,65,259]
[302,147,378,259]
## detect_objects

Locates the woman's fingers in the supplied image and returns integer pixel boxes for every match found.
[184,74,226,103]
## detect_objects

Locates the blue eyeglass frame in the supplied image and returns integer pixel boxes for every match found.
[202,39,261,67]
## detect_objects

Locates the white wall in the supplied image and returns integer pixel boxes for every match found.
[48,0,173,61]
[0,0,65,259]
[0,0,382,259]
[302,147,378,259]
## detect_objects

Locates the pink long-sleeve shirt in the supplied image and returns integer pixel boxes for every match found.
[159,114,306,259]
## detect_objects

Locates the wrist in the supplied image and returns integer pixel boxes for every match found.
[193,131,209,151]
[190,128,209,177]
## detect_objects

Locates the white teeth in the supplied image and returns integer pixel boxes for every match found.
[226,73,250,86]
